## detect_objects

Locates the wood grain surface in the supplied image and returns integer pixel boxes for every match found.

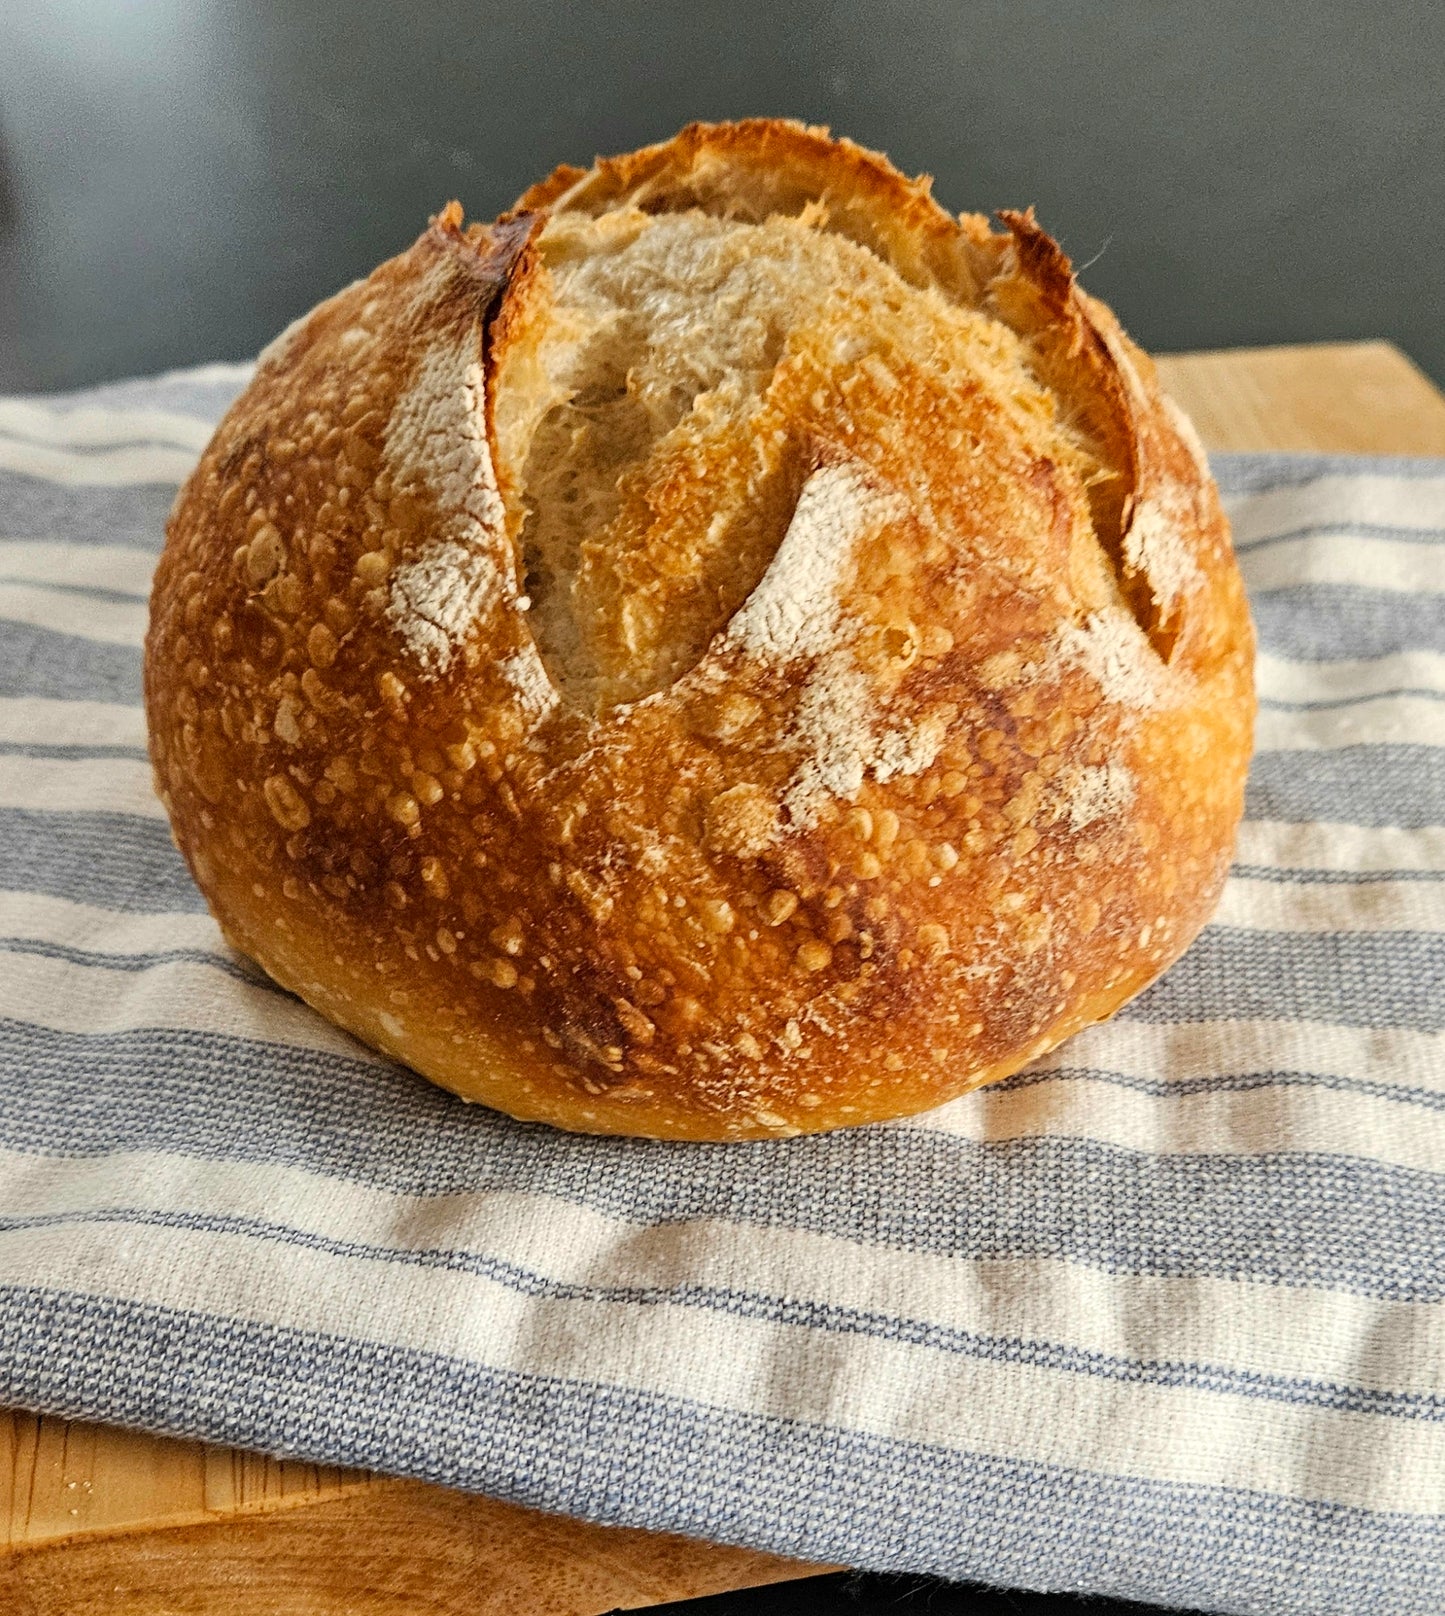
[1158,339,1445,455]
[1,1414,819,1613]
[5,340,1443,1614]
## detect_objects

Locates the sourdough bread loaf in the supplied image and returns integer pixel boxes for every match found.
[145,120,1255,1139]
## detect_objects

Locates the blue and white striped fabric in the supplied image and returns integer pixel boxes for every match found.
[2,366,1443,1616]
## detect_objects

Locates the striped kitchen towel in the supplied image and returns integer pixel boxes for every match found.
[1,366,1443,1616]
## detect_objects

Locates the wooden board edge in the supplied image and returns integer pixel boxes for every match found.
[1,1478,835,1616]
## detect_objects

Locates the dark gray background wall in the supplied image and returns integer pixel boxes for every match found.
[1,0,1442,395]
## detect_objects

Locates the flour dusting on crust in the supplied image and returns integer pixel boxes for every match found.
[388,543,500,675]
[726,461,895,661]
[1058,761,1136,830]
[783,661,876,825]
[873,708,951,784]
[724,459,952,835]
[502,647,560,716]
[1054,608,1164,710]
[1125,495,1202,612]
[384,335,511,675]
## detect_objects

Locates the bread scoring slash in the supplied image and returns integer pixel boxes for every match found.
[145,119,1255,1139]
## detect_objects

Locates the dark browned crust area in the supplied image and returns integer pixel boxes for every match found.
[146,120,1254,1140]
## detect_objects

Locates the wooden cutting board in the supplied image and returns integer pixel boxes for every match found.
[5,341,1444,1616]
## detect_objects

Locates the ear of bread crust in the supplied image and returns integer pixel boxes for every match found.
[514,118,988,304]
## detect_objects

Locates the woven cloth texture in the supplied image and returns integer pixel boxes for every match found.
[1,367,1442,1616]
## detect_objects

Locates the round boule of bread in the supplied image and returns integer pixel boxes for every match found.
[145,119,1255,1140]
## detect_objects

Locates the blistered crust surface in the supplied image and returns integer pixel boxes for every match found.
[146,122,1255,1140]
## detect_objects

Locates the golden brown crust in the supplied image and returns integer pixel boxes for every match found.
[146,120,1254,1140]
